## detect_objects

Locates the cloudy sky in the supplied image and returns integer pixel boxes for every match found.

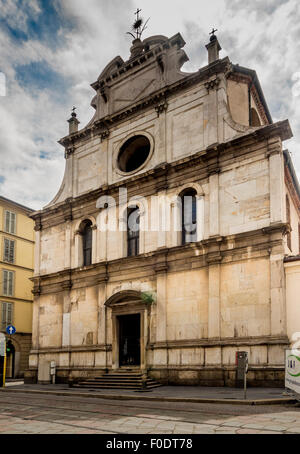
[0,0,299,210]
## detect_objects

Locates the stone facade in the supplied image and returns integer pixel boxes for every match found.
[26,33,299,386]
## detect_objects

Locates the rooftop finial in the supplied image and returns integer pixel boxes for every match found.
[209,28,218,41]
[68,106,80,134]
[206,28,221,64]
[127,8,150,41]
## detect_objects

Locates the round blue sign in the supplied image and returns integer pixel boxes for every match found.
[6,325,16,335]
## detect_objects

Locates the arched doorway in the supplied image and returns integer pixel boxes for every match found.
[105,290,153,371]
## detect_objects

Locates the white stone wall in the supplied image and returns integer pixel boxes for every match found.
[284,190,300,255]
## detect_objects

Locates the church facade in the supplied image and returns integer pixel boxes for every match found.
[27,31,300,386]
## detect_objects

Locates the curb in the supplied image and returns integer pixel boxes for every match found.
[0,387,296,406]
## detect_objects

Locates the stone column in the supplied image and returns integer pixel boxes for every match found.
[97,281,107,346]
[141,308,149,371]
[34,230,41,276]
[268,138,285,225]
[74,231,83,268]
[196,195,205,242]
[157,191,167,249]
[209,171,220,237]
[267,139,287,336]
[204,78,220,147]
[92,225,97,264]
[204,236,222,339]
[155,253,168,343]
[208,261,221,338]
[64,222,72,269]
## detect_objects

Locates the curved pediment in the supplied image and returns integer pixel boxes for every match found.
[105,290,155,307]
[90,33,189,122]
[97,56,124,82]
[105,290,143,307]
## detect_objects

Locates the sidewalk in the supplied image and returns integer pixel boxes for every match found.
[0,383,297,405]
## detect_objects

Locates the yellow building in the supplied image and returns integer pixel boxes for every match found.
[0,196,34,378]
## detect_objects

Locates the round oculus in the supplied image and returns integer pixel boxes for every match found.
[117,135,151,173]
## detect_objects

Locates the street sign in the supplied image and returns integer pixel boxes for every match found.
[285,349,300,395]
[6,325,16,335]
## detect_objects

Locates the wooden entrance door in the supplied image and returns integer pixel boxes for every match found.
[118,314,140,367]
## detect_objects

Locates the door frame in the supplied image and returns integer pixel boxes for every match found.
[117,313,141,368]
[105,290,152,372]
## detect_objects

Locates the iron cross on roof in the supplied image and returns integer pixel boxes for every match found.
[135,8,142,19]
[127,8,150,40]
[210,28,218,37]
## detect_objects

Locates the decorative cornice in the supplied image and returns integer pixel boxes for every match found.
[204,76,220,92]
[33,120,292,227]
[34,216,42,232]
[58,58,231,148]
[100,129,110,142]
[150,335,290,350]
[64,145,75,160]
[155,99,168,117]
[92,33,186,91]
[32,227,285,296]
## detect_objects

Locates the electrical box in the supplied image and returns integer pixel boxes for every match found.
[236,351,248,387]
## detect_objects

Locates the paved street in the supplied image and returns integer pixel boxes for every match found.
[0,390,300,434]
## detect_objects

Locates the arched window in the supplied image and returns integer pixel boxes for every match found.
[82,220,93,266]
[181,189,197,245]
[127,207,140,257]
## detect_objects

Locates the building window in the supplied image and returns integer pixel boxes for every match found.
[3,239,15,264]
[127,207,140,257]
[286,195,292,251]
[118,135,151,173]
[181,189,197,245]
[1,302,13,330]
[4,211,16,234]
[82,220,93,266]
[2,270,14,297]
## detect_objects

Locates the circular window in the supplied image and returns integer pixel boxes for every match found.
[117,135,151,173]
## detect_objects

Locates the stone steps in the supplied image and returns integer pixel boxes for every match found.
[74,372,162,390]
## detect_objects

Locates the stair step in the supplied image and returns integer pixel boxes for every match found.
[74,385,162,390]
[74,371,162,390]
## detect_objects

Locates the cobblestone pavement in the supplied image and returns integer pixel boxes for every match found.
[0,391,299,434]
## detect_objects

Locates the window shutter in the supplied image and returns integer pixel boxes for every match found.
[4,239,9,261]
[3,239,14,263]
[3,271,13,296]
[9,241,15,263]
[10,212,16,234]
[1,303,6,329]
[7,303,13,325]
[5,211,10,232]
[1,302,13,327]
[3,270,8,295]
[4,211,16,234]
[8,272,13,296]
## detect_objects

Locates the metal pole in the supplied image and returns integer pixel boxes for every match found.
[244,368,247,400]
[3,353,6,388]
